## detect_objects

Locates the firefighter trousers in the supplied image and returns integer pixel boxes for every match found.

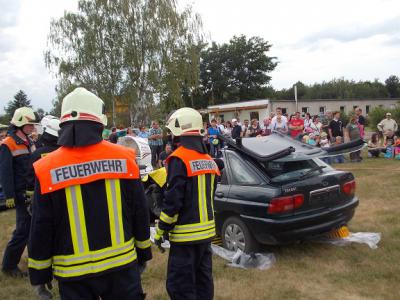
[167,242,213,300]
[2,195,31,271]
[58,264,145,300]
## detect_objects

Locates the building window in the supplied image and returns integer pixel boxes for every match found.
[281,108,287,115]
[301,107,309,114]
[219,114,224,122]
[353,105,358,110]
[340,106,345,113]
[319,106,325,114]
[366,105,370,114]
[250,111,259,121]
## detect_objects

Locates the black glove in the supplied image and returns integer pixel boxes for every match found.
[33,282,53,300]
[138,261,147,274]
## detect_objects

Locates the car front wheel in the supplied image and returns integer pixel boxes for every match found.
[221,216,259,253]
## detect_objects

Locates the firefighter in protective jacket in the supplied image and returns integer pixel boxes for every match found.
[28,87,152,300]
[154,107,220,300]
[0,107,38,278]
[27,116,61,191]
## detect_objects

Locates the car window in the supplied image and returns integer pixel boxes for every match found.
[227,153,261,185]
[262,159,321,182]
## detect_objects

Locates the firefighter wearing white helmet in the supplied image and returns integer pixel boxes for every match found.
[28,87,151,299]
[1,107,38,278]
[26,117,61,214]
[155,107,221,300]
[166,107,205,136]
[60,87,107,125]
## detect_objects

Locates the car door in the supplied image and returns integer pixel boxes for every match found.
[213,153,231,229]
[224,151,278,219]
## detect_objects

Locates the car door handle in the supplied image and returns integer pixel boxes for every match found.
[215,192,224,198]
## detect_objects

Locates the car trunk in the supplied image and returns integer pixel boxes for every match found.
[261,158,355,217]
[280,170,355,215]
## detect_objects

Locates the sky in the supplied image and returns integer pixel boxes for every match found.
[0,0,399,113]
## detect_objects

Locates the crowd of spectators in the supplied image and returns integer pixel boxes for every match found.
[104,106,399,163]
[201,106,399,161]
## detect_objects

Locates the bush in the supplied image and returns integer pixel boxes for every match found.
[368,105,400,132]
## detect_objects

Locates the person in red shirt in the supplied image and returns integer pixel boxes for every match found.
[289,112,304,139]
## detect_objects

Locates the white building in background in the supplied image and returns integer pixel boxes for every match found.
[207,100,269,122]
[207,98,399,122]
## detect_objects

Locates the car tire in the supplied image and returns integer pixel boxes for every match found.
[221,216,259,253]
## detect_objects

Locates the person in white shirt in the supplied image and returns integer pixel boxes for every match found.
[304,113,312,131]
[272,115,288,134]
[217,118,225,133]
[271,108,288,130]
[309,115,323,135]
[377,113,398,143]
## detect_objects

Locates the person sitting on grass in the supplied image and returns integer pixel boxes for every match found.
[368,133,385,158]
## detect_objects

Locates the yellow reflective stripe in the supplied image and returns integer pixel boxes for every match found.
[28,258,52,270]
[135,239,151,249]
[202,174,208,221]
[160,212,178,224]
[169,228,216,243]
[53,238,134,266]
[105,179,125,246]
[210,174,215,217]
[65,185,89,254]
[198,174,208,222]
[53,249,137,278]
[171,220,215,234]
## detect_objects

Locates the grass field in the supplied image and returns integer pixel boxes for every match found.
[0,157,399,299]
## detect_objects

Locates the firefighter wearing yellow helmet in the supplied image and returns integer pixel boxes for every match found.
[1,107,38,278]
[154,107,221,300]
[28,87,151,299]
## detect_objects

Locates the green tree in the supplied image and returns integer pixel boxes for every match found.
[385,75,400,98]
[46,0,203,127]
[200,35,277,105]
[4,90,32,120]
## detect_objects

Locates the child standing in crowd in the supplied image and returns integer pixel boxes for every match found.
[208,119,220,157]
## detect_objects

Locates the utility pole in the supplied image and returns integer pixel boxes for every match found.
[294,85,298,112]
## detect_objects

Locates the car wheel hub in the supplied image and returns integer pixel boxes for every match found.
[224,224,245,252]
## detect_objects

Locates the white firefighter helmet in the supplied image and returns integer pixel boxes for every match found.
[41,115,60,137]
[40,115,57,129]
[60,87,107,126]
[11,107,38,127]
[166,107,204,136]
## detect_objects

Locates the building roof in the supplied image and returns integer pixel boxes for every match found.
[270,98,400,103]
[207,99,269,111]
